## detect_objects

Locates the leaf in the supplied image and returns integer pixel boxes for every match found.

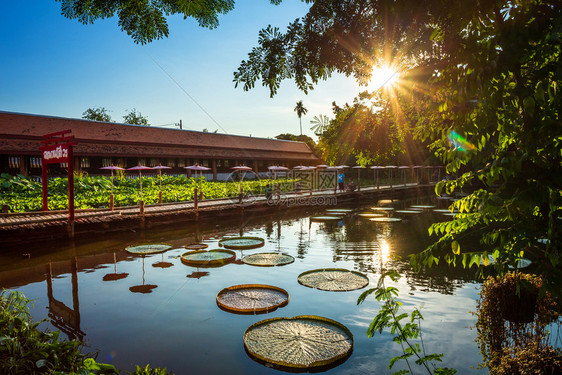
[451,240,460,255]
[36,359,48,369]
[523,96,535,116]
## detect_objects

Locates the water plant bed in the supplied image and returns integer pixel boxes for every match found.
[370,206,394,211]
[310,216,342,222]
[125,243,172,255]
[433,209,457,213]
[370,217,402,222]
[218,236,265,250]
[241,252,295,267]
[356,213,385,218]
[216,284,289,314]
[185,243,209,250]
[244,315,353,370]
[298,268,369,291]
[180,249,236,267]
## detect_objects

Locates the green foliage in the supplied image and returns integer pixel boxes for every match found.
[235,0,562,292]
[122,109,149,126]
[82,107,113,122]
[128,364,173,375]
[0,174,297,212]
[358,271,456,375]
[56,0,243,44]
[1,289,176,374]
[316,93,431,166]
[0,289,117,374]
[274,133,317,153]
[474,273,561,373]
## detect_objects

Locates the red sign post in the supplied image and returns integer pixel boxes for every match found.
[39,130,76,223]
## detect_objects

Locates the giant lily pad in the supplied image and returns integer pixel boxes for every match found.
[410,205,436,209]
[325,208,353,214]
[394,210,422,214]
[370,206,394,211]
[298,268,369,291]
[185,243,209,250]
[217,284,289,314]
[180,249,236,267]
[219,237,265,250]
[310,216,342,222]
[125,243,172,255]
[244,315,353,370]
[241,253,295,267]
[356,213,385,218]
[370,217,402,222]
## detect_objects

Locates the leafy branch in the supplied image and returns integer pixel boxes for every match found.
[358,271,456,375]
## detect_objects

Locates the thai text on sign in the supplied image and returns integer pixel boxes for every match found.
[42,144,70,164]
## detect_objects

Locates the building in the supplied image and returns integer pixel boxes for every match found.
[0,111,320,180]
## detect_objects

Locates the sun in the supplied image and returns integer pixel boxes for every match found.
[369,66,399,89]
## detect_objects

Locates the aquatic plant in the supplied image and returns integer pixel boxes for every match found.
[358,271,457,375]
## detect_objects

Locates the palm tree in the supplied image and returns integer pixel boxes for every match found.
[294,100,308,135]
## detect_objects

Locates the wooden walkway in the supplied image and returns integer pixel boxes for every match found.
[0,183,427,230]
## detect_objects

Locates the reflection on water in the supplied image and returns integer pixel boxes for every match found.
[0,197,485,374]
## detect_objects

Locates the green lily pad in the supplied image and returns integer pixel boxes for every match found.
[125,243,172,255]
[370,217,402,222]
[242,253,295,267]
[219,237,265,250]
[244,315,353,370]
[181,249,236,267]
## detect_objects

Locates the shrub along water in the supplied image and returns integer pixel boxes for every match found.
[0,173,297,213]
[0,289,173,374]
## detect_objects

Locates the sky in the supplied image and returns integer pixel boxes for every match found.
[0,1,374,139]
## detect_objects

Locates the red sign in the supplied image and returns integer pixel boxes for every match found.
[41,144,70,164]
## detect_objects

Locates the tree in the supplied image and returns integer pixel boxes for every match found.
[123,109,149,126]
[316,92,431,166]
[56,0,282,44]
[235,1,562,291]
[82,107,113,122]
[275,133,317,154]
[294,100,308,135]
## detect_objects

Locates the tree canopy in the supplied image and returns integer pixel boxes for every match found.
[82,107,113,122]
[235,0,562,291]
[56,0,282,44]
[123,108,149,126]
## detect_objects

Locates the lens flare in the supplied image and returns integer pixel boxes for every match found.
[449,131,475,151]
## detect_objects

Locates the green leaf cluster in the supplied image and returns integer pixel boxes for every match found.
[0,174,298,212]
[358,271,456,375]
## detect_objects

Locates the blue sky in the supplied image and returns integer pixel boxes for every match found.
[0,1,368,139]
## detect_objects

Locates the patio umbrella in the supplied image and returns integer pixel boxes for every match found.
[153,165,171,204]
[386,166,398,188]
[399,166,410,186]
[268,166,289,193]
[352,166,365,191]
[370,166,384,190]
[100,165,124,210]
[127,165,153,212]
[231,166,252,203]
[184,165,211,206]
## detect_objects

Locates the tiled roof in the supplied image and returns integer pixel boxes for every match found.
[0,111,319,161]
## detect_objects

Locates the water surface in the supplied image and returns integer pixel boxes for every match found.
[0,198,485,374]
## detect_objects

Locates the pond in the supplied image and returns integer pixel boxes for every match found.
[0,197,485,374]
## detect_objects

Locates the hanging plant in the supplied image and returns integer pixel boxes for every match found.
[475,272,560,372]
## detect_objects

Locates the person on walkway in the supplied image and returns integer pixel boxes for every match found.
[337,171,345,191]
